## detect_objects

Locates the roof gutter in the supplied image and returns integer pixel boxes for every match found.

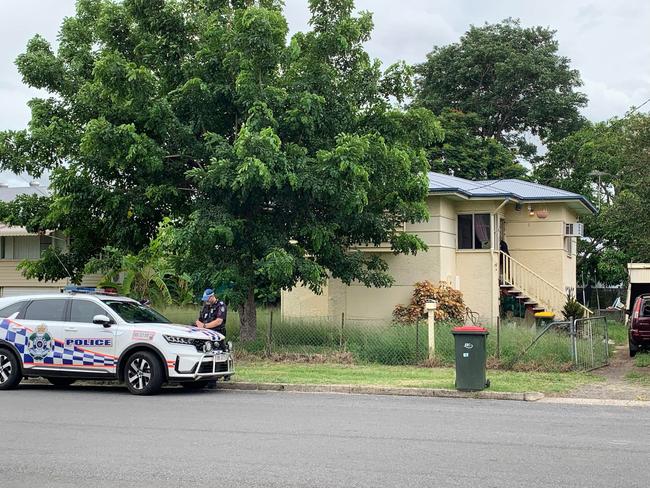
[428,189,597,215]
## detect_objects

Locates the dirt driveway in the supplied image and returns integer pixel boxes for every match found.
[554,346,650,400]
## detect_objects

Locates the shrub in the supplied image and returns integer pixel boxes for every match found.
[562,294,585,320]
[393,281,467,323]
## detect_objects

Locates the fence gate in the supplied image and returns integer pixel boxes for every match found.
[572,317,609,370]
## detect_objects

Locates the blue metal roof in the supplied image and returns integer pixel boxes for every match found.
[428,172,596,214]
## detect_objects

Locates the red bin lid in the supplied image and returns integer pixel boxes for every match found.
[452,325,488,332]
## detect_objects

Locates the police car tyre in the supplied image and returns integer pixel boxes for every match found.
[181,380,209,390]
[47,377,76,387]
[124,351,164,395]
[0,347,21,390]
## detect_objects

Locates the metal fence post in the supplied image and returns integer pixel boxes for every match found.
[415,319,420,361]
[340,312,345,351]
[496,316,501,359]
[569,316,578,366]
[588,318,595,369]
[266,309,274,357]
[604,317,610,362]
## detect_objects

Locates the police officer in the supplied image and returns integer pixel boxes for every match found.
[195,288,227,336]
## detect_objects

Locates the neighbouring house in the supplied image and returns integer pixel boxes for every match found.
[281,172,596,325]
[0,182,100,297]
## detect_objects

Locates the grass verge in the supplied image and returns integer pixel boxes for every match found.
[234,361,601,394]
[625,370,650,387]
[634,352,650,368]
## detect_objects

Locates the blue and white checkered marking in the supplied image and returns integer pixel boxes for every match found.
[0,318,117,368]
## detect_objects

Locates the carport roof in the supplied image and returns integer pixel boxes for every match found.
[427,172,596,215]
[0,186,50,236]
[0,185,49,202]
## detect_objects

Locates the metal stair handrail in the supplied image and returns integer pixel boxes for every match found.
[500,251,592,317]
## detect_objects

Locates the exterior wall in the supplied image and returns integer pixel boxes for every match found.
[281,196,452,323]
[0,260,66,288]
[454,199,502,324]
[343,251,444,322]
[629,265,650,284]
[503,202,579,311]
[562,208,579,296]
[281,282,330,319]
[281,197,584,324]
[0,235,102,297]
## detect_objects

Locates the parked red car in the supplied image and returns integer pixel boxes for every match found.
[629,294,650,357]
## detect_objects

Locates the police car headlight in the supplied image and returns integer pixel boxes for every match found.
[163,335,194,345]
[202,341,213,353]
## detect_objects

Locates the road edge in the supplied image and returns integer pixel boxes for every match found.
[217,381,545,402]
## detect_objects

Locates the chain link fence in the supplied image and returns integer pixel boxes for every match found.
[516,317,610,371]
[265,314,457,365]
[161,306,611,370]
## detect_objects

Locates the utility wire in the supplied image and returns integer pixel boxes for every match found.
[629,96,650,114]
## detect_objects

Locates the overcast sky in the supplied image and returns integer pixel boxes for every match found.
[1,0,649,185]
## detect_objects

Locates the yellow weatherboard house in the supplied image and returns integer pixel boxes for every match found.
[281,172,596,325]
[0,183,100,297]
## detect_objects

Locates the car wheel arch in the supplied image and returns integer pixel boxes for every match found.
[0,340,23,375]
[118,344,169,382]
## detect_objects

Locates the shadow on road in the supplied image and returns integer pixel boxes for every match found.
[17,381,225,396]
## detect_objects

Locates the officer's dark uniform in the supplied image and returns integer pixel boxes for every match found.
[199,299,227,336]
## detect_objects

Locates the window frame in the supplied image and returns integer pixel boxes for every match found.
[457,213,492,251]
[67,298,116,324]
[22,298,68,322]
[102,300,171,324]
[0,300,29,319]
[564,236,576,257]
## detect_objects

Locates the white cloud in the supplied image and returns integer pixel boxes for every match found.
[0,0,648,135]
[581,78,646,121]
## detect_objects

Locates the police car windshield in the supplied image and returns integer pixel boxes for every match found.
[103,301,171,324]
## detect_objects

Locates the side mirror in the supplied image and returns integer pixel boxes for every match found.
[93,314,112,327]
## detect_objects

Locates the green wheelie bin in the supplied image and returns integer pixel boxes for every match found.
[452,326,490,391]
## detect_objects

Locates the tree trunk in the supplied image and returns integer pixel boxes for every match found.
[239,288,257,342]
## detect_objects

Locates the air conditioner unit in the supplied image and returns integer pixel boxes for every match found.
[565,222,584,237]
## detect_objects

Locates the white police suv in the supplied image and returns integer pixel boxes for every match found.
[0,288,234,395]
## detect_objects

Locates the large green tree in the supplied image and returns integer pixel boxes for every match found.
[415,19,587,163]
[534,112,650,285]
[0,0,441,340]
[428,109,526,180]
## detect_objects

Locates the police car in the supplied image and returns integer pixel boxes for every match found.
[0,288,234,395]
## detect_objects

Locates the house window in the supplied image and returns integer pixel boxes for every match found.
[564,237,576,256]
[0,237,5,259]
[39,235,53,256]
[458,214,491,250]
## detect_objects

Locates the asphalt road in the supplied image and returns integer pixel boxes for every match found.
[1,384,648,488]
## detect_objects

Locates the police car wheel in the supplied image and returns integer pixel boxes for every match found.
[181,380,209,390]
[47,377,76,387]
[0,348,21,390]
[124,351,164,395]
